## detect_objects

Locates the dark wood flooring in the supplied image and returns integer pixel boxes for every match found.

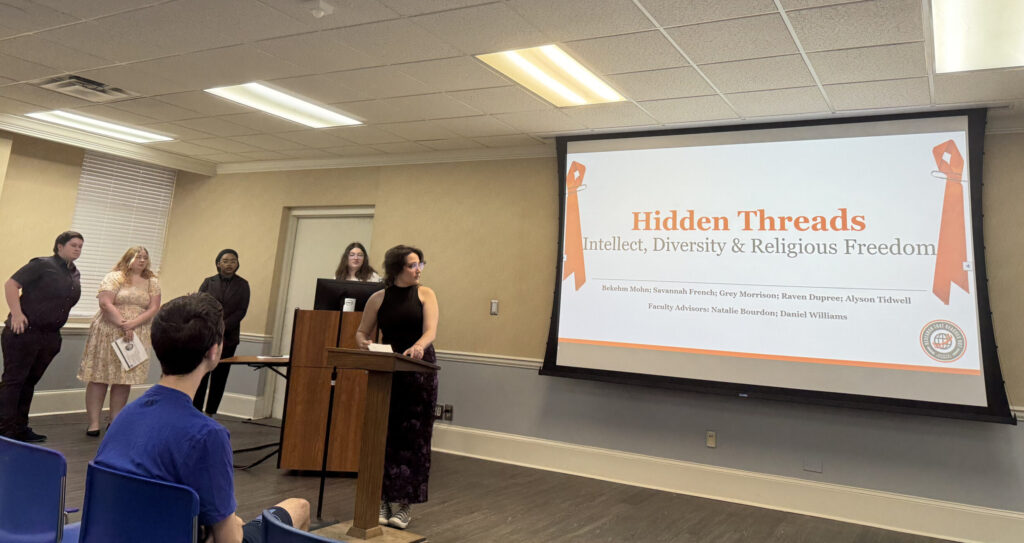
[32,413,950,543]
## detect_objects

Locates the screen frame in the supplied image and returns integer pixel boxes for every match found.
[540,108,1015,424]
[313,278,384,312]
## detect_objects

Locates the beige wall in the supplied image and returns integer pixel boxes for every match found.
[0,131,1021,401]
[0,133,83,319]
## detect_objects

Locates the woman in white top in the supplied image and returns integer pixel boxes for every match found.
[335,242,380,282]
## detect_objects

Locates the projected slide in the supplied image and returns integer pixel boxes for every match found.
[551,114,1003,410]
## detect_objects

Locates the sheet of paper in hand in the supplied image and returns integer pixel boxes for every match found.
[112,336,149,371]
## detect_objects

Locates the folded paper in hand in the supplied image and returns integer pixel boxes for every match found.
[112,336,148,371]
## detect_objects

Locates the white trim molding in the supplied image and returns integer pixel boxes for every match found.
[433,425,1024,543]
[29,385,260,420]
[436,350,542,369]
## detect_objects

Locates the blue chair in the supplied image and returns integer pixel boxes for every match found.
[0,435,80,542]
[78,462,199,543]
[262,509,345,542]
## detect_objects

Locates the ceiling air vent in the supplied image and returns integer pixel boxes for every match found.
[35,75,138,103]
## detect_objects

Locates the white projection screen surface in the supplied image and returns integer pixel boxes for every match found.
[542,110,1013,423]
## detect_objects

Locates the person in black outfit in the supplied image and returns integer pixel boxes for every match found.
[0,231,83,442]
[355,245,439,530]
[193,249,250,415]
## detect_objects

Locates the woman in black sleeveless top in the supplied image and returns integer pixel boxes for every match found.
[355,245,439,530]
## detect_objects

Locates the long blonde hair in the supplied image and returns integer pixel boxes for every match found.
[112,246,156,281]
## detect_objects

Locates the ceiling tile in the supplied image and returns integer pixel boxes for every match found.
[236,150,291,160]
[191,137,261,153]
[0,83,93,110]
[665,14,796,64]
[397,57,509,92]
[323,67,434,100]
[494,110,588,133]
[174,117,258,137]
[371,141,432,154]
[640,0,778,27]
[327,19,460,64]
[808,42,927,85]
[257,0,399,30]
[132,45,308,92]
[0,53,61,82]
[447,87,552,114]
[433,116,520,137]
[265,74,365,104]
[256,33,380,74]
[0,35,111,73]
[278,148,339,159]
[71,104,158,126]
[141,122,213,140]
[154,91,251,117]
[175,0,311,43]
[418,138,485,151]
[149,140,221,155]
[345,94,482,123]
[378,121,459,141]
[473,134,544,148]
[274,130,352,149]
[107,98,203,122]
[508,0,653,42]
[638,95,737,123]
[934,70,1024,104]
[324,145,384,156]
[411,3,548,54]
[30,0,163,19]
[0,94,44,115]
[608,67,714,101]
[229,134,309,151]
[377,0,493,16]
[725,86,829,117]
[75,64,190,96]
[562,102,660,129]
[779,0,862,10]
[0,0,77,37]
[786,0,923,52]
[564,31,686,75]
[824,77,930,110]
[700,55,814,93]
[197,152,245,162]
[324,125,405,145]
[219,112,307,133]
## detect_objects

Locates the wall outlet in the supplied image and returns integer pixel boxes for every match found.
[489,299,499,315]
[433,404,443,420]
[705,430,717,448]
[442,404,454,421]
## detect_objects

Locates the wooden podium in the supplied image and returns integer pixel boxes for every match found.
[279,310,368,472]
[323,348,439,542]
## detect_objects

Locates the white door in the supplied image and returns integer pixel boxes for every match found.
[270,209,374,418]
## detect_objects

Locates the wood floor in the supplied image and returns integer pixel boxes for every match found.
[32,412,950,543]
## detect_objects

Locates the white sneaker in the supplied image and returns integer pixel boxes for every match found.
[379,501,392,525]
[388,503,411,529]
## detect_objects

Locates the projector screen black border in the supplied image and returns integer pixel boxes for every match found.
[540,108,1015,424]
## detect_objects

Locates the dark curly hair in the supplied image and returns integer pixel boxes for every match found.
[382,245,424,287]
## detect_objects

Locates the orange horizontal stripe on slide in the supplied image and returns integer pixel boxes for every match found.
[558,338,981,375]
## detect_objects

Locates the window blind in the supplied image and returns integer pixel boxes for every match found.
[69,151,176,318]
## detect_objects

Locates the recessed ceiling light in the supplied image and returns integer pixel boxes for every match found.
[205,82,361,128]
[932,0,1024,73]
[25,111,173,143]
[476,45,625,107]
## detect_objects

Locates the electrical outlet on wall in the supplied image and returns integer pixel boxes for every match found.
[443,404,454,421]
[706,430,717,448]
[433,404,443,420]
[489,299,499,315]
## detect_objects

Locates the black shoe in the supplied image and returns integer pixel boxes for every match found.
[86,428,100,437]
[17,428,47,442]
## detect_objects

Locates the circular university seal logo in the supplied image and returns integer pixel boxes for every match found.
[920,320,966,363]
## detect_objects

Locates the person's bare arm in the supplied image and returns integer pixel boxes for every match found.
[4,278,26,334]
[210,512,244,543]
[404,287,438,360]
[355,290,384,349]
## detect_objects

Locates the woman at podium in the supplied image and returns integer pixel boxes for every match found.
[334,241,380,282]
[355,245,438,530]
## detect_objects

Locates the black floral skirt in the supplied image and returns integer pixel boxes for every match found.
[381,347,438,504]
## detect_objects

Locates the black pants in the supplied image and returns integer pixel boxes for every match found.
[0,328,62,436]
[193,343,237,415]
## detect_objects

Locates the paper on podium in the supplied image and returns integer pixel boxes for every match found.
[367,343,394,353]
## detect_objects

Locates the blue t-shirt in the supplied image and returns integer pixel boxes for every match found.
[94,385,237,527]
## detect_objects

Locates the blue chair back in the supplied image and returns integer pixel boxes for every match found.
[262,509,344,542]
[79,462,199,543]
[0,435,76,542]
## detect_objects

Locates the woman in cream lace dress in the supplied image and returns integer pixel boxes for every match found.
[77,246,161,435]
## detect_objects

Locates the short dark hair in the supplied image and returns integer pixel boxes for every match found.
[152,293,225,375]
[382,245,424,287]
[52,231,84,254]
[215,248,238,267]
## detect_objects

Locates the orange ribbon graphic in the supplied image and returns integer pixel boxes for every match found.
[931,140,969,305]
[563,161,587,290]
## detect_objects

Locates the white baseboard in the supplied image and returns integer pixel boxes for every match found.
[29,386,260,420]
[433,425,1024,543]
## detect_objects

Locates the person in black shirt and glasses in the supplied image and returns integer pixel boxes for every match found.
[0,231,83,442]
[193,249,250,416]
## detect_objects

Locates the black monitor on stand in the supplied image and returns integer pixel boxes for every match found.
[312,278,384,311]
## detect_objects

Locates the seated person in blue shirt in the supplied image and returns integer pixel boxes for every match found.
[94,292,310,543]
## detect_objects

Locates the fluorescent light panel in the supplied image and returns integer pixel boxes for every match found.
[25,111,173,143]
[205,83,361,128]
[476,45,625,107]
[932,0,1024,73]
